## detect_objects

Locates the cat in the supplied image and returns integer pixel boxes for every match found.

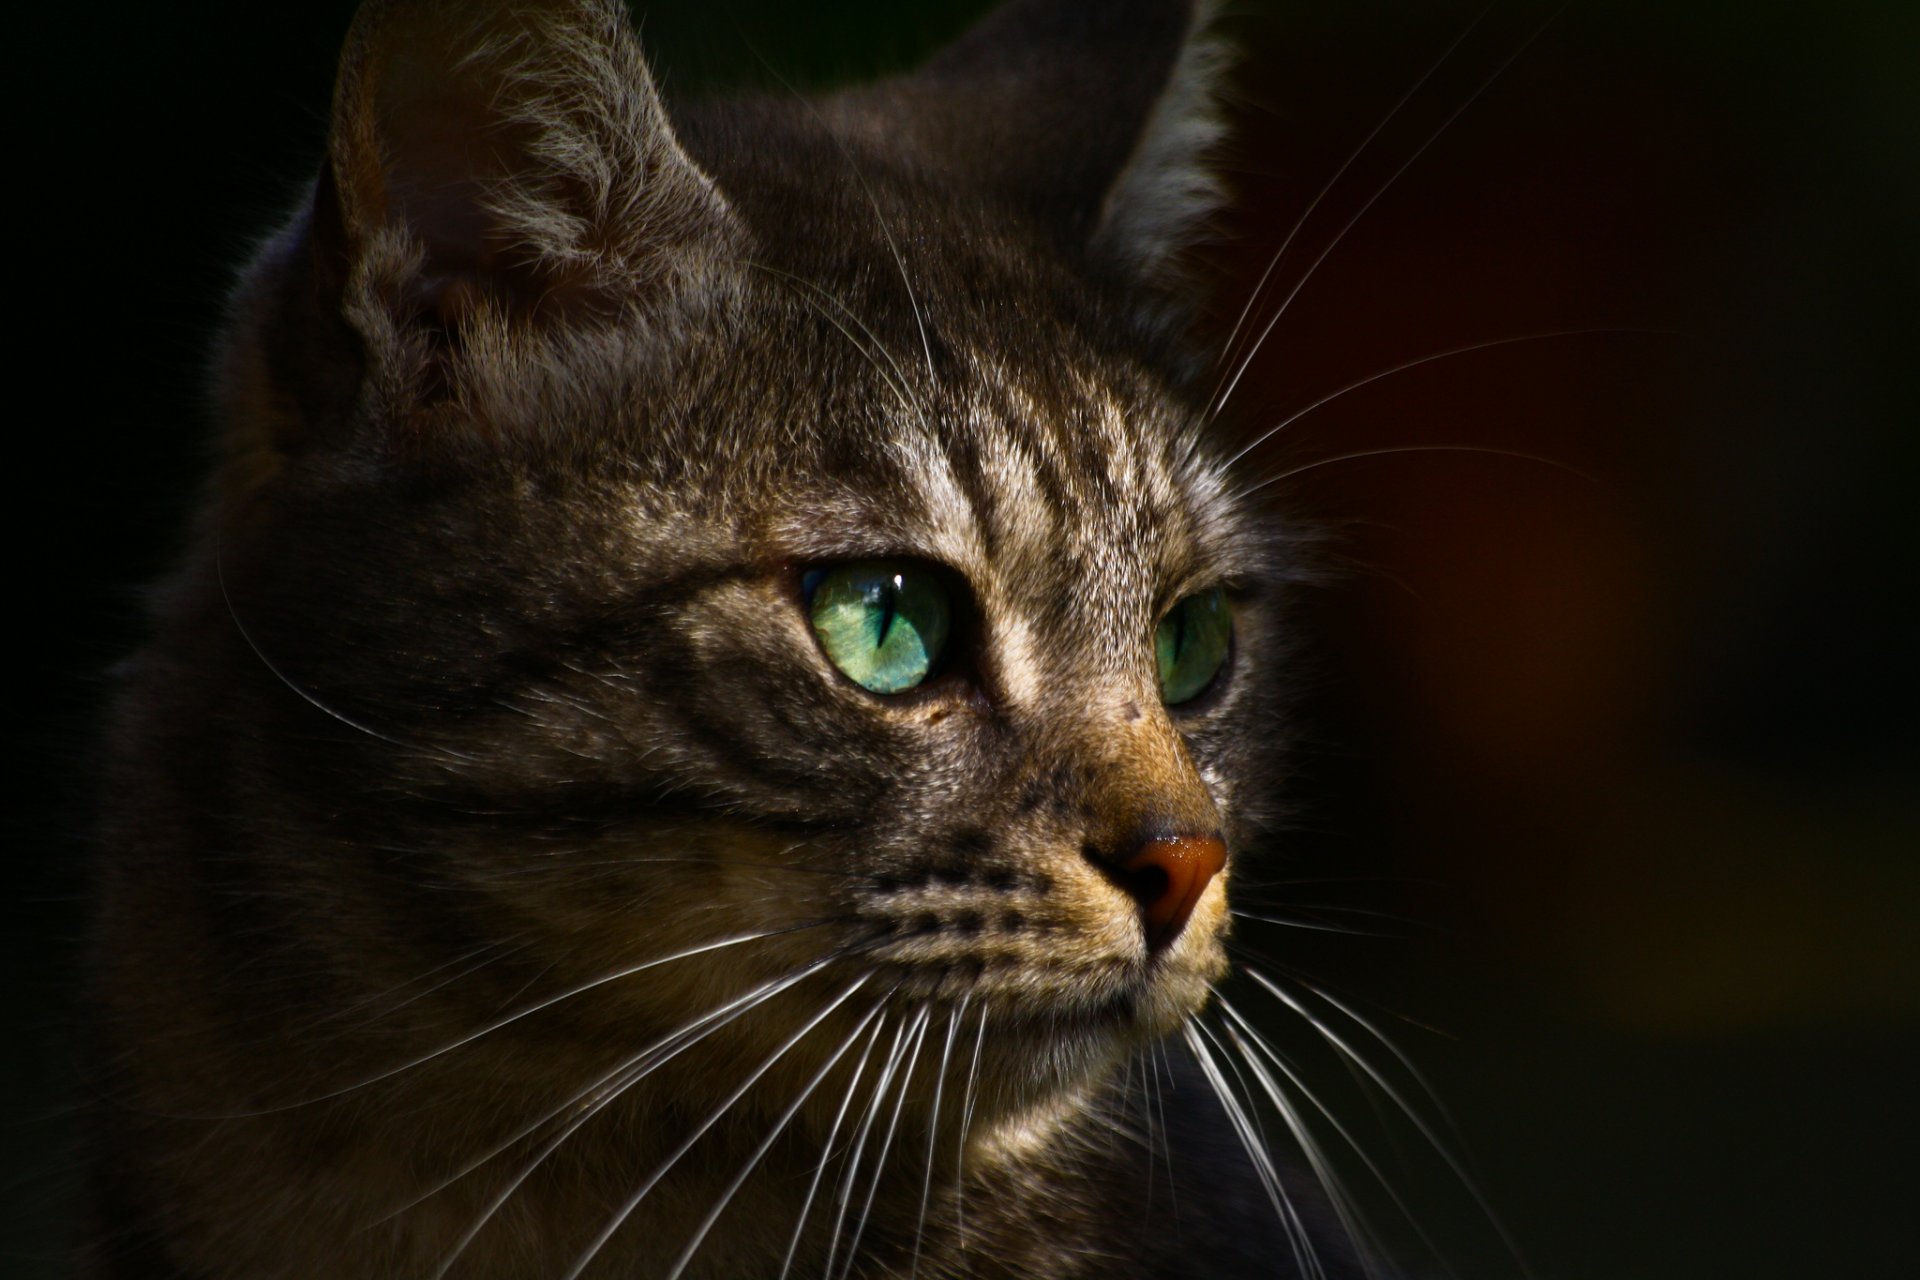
[84,0,1372,1276]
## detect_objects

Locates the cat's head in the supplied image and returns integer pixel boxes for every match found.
[206,0,1294,1131]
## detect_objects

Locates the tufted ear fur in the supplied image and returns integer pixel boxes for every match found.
[224,0,740,462]
[325,0,738,320]
[850,0,1230,291]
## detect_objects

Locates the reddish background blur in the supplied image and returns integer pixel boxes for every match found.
[8,2,1915,1276]
[1197,4,1917,1272]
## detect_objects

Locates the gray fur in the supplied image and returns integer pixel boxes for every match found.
[85,3,1362,1277]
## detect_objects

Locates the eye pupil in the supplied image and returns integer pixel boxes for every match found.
[1156,587,1231,705]
[808,560,950,695]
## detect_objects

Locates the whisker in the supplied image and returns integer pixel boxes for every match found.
[1127,1046,1154,1213]
[1237,443,1594,501]
[476,854,895,886]
[561,974,875,1280]
[1232,900,1430,926]
[954,1000,988,1248]
[215,530,479,766]
[822,1013,916,1280]
[747,260,932,433]
[780,1008,892,1280]
[663,994,890,1280]
[394,948,852,1248]
[839,1003,934,1280]
[725,25,938,379]
[1233,875,1442,891]
[202,925,825,1119]
[299,937,529,1038]
[1215,1000,1409,1277]
[1182,1020,1324,1280]
[1224,328,1667,477]
[911,998,966,1277]
[1147,1038,1177,1223]
[1243,967,1532,1275]
[1213,6,1567,420]
[1269,969,1461,1126]
[1231,909,1402,939]
[1211,2,1495,390]
[1206,1013,1376,1277]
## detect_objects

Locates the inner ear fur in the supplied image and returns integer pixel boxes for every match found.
[222,0,740,463]
[329,0,738,321]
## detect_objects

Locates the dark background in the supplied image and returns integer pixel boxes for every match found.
[8,1,1916,1276]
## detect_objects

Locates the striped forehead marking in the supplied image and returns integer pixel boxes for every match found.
[869,372,1219,697]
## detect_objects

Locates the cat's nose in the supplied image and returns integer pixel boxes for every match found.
[1112,833,1227,952]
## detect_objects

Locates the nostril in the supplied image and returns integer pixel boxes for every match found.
[1117,861,1170,910]
[1115,834,1226,952]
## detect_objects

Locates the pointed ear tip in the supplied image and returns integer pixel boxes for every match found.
[1092,3,1239,273]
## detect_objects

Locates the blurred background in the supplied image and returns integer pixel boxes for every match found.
[8,1,1915,1276]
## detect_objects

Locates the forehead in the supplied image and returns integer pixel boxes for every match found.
[745,325,1251,663]
[610,216,1250,548]
[569,146,1263,649]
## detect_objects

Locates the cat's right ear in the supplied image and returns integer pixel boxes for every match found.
[225,0,740,461]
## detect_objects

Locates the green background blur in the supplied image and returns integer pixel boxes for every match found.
[8,1,1916,1276]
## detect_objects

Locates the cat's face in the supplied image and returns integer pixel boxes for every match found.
[210,0,1286,1140]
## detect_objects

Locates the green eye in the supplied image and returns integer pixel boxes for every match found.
[806,560,952,694]
[1155,587,1231,705]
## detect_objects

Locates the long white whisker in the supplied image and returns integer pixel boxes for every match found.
[479,851,896,888]
[822,1014,915,1279]
[664,995,888,1280]
[316,938,528,1036]
[749,261,931,432]
[1224,328,1659,475]
[1213,8,1566,420]
[1232,899,1430,927]
[1222,998,1478,1279]
[1211,3,1495,386]
[1238,443,1592,500]
[203,927,820,1118]
[1248,968,1466,1150]
[1215,1002,1400,1278]
[1150,1036,1180,1224]
[727,31,937,379]
[1119,1039,1166,1218]
[839,1003,933,1280]
[1127,1046,1157,1216]
[421,956,849,1273]
[215,531,479,766]
[1277,971,1459,1125]
[911,1000,965,1278]
[561,975,874,1280]
[1244,968,1531,1274]
[780,1009,892,1280]
[1231,909,1397,938]
[1184,1020,1323,1280]
[954,1000,988,1248]
[399,952,840,1243]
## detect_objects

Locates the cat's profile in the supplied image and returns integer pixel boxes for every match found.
[85,1,1370,1276]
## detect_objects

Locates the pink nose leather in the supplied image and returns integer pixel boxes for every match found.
[1117,834,1227,951]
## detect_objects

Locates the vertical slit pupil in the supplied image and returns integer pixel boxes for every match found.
[875,577,899,648]
[807,561,950,694]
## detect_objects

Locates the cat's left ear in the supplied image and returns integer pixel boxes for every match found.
[870,0,1231,291]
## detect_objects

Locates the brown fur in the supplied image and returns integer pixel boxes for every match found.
[85,2,1359,1276]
